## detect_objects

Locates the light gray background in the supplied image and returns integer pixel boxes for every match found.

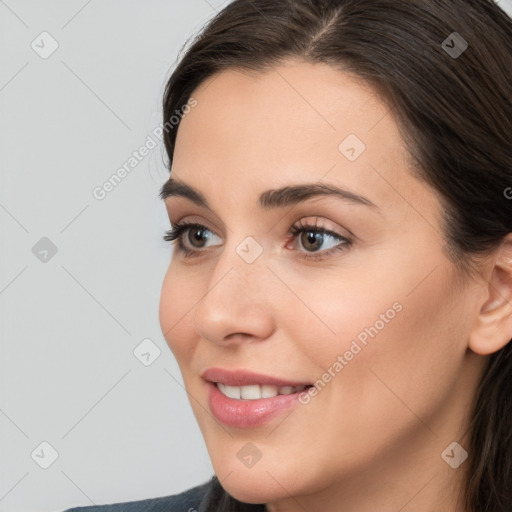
[0,2,230,511]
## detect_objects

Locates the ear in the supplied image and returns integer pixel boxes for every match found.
[469,234,512,355]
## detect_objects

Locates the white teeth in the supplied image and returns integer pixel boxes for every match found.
[224,384,241,399]
[261,384,278,398]
[216,383,307,400]
[240,384,261,399]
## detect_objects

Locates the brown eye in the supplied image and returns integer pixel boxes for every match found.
[288,220,352,261]
[187,226,211,248]
[163,221,222,256]
[300,231,324,252]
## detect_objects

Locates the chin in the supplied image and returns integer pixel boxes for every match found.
[219,474,283,505]
[214,462,308,505]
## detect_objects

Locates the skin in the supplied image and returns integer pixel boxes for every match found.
[159,58,512,512]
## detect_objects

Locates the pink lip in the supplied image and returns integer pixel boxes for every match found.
[201,368,312,428]
[201,367,311,387]
[205,381,308,428]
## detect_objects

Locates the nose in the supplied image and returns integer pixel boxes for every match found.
[192,246,276,346]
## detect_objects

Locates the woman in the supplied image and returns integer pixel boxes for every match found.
[64,0,512,510]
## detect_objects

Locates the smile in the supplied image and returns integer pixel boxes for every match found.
[215,382,309,400]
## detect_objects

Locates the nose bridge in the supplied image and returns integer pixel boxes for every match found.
[212,232,268,299]
[192,234,274,343]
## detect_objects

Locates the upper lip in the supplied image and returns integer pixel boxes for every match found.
[201,367,312,387]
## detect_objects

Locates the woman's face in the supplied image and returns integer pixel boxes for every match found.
[159,59,486,508]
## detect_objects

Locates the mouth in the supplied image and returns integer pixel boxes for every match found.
[201,367,314,427]
[214,382,312,400]
[202,374,314,428]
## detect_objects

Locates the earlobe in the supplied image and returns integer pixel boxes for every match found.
[468,235,512,356]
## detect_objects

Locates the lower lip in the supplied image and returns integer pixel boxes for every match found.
[206,381,308,428]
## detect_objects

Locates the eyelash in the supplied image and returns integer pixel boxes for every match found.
[163,219,352,261]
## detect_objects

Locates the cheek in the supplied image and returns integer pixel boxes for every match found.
[312,262,464,429]
[280,264,407,372]
[159,265,197,362]
[286,248,464,405]
[267,260,465,486]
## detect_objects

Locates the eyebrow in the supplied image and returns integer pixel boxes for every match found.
[159,176,380,212]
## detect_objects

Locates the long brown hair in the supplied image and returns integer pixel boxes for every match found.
[161,1,512,510]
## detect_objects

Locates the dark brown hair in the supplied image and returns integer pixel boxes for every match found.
[161,1,512,510]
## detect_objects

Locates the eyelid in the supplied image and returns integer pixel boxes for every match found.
[169,215,224,241]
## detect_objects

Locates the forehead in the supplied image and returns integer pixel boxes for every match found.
[170,58,432,219]
[178,59,388,152]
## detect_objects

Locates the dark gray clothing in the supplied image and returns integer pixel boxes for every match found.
[62,475,266,511]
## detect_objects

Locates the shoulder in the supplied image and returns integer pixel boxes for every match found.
[62,476,214,512]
